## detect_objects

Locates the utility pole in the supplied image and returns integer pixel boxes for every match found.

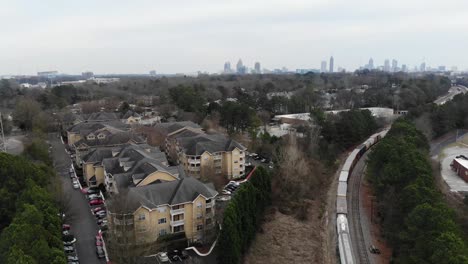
[0,112,6,152]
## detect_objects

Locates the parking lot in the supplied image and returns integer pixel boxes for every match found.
[49,133,106,264]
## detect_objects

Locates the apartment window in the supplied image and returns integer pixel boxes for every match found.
[137,226,147,233]
[157,207,167,213]
[234,160,238,163]
[159,229,167,236]
[240,151,243,154]
[173,214,184,221]
[240,157,243,161]
[197,225,203,231]
[197,202,202,208]
[196,213,203,219]
[172,205,184,210]
[158,218,167,224]
[173,225,184,233]
[138,214,145,220]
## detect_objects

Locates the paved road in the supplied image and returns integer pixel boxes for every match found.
[434,85,468,105]
[49,133,106,264]
[347,150,374,264]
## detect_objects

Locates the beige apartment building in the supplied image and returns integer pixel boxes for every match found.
[107,177,217,247]
[165,127,247,180]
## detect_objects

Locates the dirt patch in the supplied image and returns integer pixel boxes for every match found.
[361,181,392,264]
[244,201,324,264]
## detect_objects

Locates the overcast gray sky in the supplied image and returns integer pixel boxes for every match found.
[1,0,468,75]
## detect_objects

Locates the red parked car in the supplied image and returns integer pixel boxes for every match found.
[89,199,104,206]
[95,235,103,246]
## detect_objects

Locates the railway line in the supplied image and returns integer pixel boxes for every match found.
[336,129,389,264]
[348,158,370,264]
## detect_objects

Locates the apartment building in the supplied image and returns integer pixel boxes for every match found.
[81,143,172,188]
[108,177,218,246]
[67,120,130,147]
[167,130,247,179]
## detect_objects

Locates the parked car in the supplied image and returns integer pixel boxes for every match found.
[245,162,252,166]
[72,179,80,189]
[222,190,231,195]
[95,235,103,246]
[81,187,100,195]
[67,255,79,262]
[62,224,71,230]
[64,246,75,254]
[87,194,102,200]
[63,234,76,246]
[157,252,170,263]
[96,213,107,219]
[96,246,105,258]
[228,181,240,186]
[92,207,106,215]
[168,249,188,261]
[97,219,108,226]
[369,245,381,254]
[89,199,104,206]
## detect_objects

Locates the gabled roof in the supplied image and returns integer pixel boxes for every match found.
[153,121,201,134]
[67,120,130,135]
[177,133,246,155]
[125,177,218,211]
[122,110,142,119]
[82,112,120,122]
[73,132,145,148]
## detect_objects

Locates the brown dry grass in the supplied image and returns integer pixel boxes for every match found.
[244,201,324,264]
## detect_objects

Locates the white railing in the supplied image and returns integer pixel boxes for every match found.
[170,208,185,215]
[170,219,185,227]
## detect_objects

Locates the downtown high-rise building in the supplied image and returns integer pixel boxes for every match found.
[236,59,246,74]
[420,62,426,72]
[224,61,232,73]
[329,56,334,73]
[368,58,374,70]
[384,59,390,72]
[321,61,327,72]
[391,59,398,72]
[401,64,407,72]
[254,62,261,74]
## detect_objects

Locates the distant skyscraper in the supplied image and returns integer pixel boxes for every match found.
[149,70,157,76]
[254,62,261,74]
[329,56,334,73]
[236,59,246,74]
[82,71,94,79]
[401,64,407,72]
[420,62,426,72]
[384,59,390,72]
[321,61,327,72]
[391,59,398,72]
[368,58,374,69]
[224,62,231,73]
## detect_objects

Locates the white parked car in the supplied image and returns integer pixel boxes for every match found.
[157,252,170,263]
[72,180,80,189]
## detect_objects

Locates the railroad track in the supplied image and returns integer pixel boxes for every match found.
[348,158,370,264]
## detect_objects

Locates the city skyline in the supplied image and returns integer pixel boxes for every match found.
[2,1,468,75]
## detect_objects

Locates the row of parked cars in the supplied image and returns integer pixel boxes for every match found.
[222,181,240,195]
[62,224,80,264]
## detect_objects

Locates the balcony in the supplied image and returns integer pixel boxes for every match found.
[170,219,185,227]
[188,159,201,165]
[170,208,185,215]
[206,201,214,208]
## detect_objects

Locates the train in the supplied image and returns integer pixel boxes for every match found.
[336,129,389,264]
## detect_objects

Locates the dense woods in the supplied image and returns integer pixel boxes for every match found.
[0,153,65,264]
[367,119,468,263]
[217,167,271,264]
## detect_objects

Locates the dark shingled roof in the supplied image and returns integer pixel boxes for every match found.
[153,121,201,134]
[177,133,246,155]
[74,132,145,148]
[67,120,130,135]
[122,110,142,119]
[82,112,120,122]
[126,177,218,210]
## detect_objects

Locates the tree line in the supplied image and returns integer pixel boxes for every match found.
[217,167,271,264]
[367,119,468,263]
[0,152,66,264]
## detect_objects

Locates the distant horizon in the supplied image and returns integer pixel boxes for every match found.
[2,1,468,75]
